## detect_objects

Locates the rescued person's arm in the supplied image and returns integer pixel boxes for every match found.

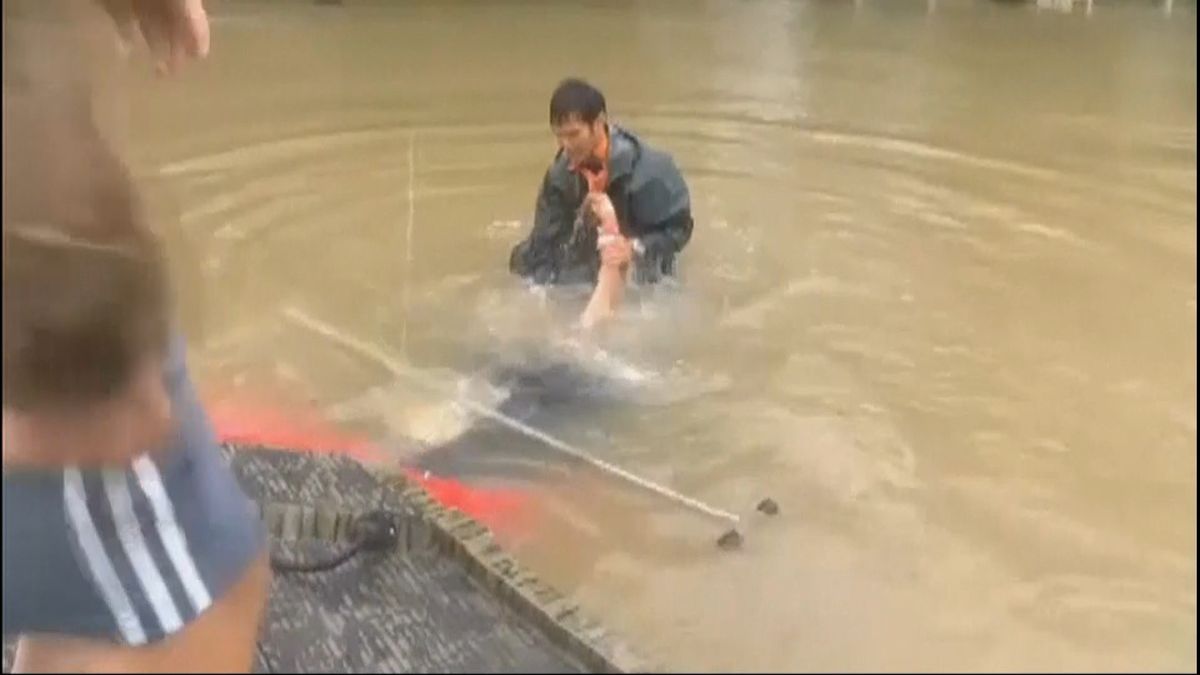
[579,193,629,330]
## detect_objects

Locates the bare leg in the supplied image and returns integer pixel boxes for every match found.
[13,551,271,674]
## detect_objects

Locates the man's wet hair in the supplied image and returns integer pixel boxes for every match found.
[549,78,607,126]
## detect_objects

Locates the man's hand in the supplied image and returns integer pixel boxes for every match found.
[583,192,617,231]
[583,192,630,267]
[104,0,210,76]
[598,233,632,269]
[135,0,209,75]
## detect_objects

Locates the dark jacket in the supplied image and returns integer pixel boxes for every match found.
[509,124,693,286]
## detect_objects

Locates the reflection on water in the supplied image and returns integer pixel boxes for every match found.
[123,0,1196,670]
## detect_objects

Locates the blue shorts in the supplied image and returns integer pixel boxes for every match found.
[1,336,266,646]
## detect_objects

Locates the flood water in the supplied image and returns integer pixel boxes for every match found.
[117,0,1197,671]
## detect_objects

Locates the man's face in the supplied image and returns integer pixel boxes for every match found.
[553,113,605,169]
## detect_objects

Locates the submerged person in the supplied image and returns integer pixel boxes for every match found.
[404,345,647,483]
[509,78,694,326]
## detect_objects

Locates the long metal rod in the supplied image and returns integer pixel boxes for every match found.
[282,306,741,525]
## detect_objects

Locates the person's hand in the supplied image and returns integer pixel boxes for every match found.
[598,233,632,269]
[583,192,617,231]
[583,193,629,268]
[105,0,210,76]
[136,0,209,75]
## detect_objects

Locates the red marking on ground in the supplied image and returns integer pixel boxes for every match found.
[206,390,537,536]
[208,399,383,462]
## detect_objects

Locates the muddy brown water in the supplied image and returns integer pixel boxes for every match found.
[37,0,1200,671]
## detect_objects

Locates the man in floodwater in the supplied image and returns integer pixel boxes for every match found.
[509,78,694,325]
[409,79,697,475]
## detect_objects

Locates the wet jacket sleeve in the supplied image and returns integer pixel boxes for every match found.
[509,168,576,284]
[628,152,693,266]
[636,208,693,265]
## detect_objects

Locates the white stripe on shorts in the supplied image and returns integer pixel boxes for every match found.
[63,468,149,646]
[132,455,213,614]
[102,469,184,635]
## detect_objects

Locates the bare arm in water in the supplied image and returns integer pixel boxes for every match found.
[579,192,632,330]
